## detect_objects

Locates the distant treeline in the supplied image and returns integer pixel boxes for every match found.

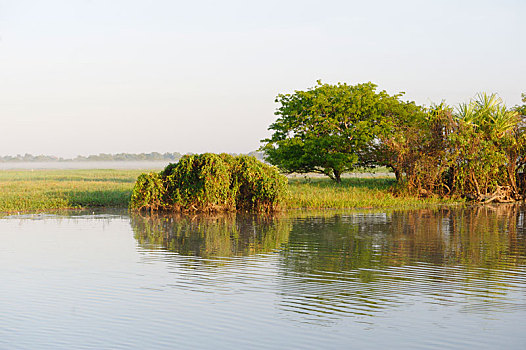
[0,151,265,163]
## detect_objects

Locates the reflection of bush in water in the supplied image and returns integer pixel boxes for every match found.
[131,213,292,258]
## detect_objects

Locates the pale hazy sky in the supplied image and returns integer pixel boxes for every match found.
[0,0,524,157]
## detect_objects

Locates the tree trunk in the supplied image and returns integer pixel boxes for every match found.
[470,171,482,199]
[323,169,335,181]
[393,167,401,182]
[334,169,342,183]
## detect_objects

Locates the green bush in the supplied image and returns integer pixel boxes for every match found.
[130,153,288,213]
[378,93,525,201]
[231,155,289,212]
[163,153,235,211]
[129,172,166,211]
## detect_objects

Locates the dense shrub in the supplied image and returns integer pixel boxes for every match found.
[231,155,289,212]
[162,153,235,211]
[129,172,166,211]
[377,93,526,202]
[130,153,288,213]
[374,102,454,196]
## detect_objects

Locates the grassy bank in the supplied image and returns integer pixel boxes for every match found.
[286,177,456,209]
[0,169,147,212]
[0,169,457,213]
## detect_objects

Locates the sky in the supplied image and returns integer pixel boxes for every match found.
[0,0,524,158]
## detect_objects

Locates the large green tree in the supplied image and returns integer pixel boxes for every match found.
[261,81,408,182]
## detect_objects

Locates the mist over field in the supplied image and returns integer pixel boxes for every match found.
[0,0,523,157]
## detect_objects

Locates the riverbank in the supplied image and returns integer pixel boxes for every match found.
[286,177,455,209]
[0,169,457,213]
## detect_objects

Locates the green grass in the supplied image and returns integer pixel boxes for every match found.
[0,169,458,213]
[286,177,457,209]
[0,169,149,212]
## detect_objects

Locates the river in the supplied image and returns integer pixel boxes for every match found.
[1,205,525,349]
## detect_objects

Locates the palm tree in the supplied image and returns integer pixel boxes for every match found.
[455,93,518,138]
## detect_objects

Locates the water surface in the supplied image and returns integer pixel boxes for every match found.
[1,205,525,349]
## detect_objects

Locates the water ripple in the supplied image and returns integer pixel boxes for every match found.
[2,207,526,349]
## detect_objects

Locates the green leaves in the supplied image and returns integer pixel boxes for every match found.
[456,93,518,138]
[515,93,526,117]
[378,91,525,200]
[131,154,288,213]
[130,172,166,211]
[262,81,408,182]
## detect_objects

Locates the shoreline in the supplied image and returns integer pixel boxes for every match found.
[0,168,459,214]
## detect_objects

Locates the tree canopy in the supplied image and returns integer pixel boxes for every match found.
[261,81,410,182]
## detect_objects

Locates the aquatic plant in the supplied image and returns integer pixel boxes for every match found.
[130,153,288,213]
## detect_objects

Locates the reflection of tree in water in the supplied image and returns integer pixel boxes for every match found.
[130,207,526,322]
[131,213,292,258]
[278,205,526,321]
[280,213,389,278]
[384,204,526,268]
